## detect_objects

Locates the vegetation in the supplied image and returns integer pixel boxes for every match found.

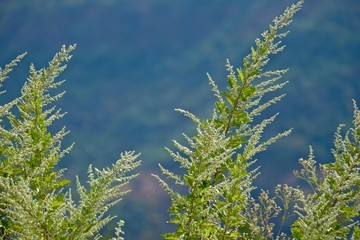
[154,1,359,239]
[0,45,140,239]
[0,0,359,239]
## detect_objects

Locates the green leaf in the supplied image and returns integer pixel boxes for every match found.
[291,225,304,240]
[353,226,360,239]
[55,179,71,188]
[7,115,20,128]
[223,91,235,107]
[52,194,65,208]
[184,175,194,187]
[237,68,245,85]
[200,179,210,189]
[238,222,251,235]
[215,101,227,114]
[240,85,256,101]
[340,205,357,221]
[228,135,246,148]
[161,233,179,240]
[227,75,237,89]
[213,172,225,184]
[251,47,257,60]
[232,109,250,126]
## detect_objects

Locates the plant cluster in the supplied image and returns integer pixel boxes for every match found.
[0,0,359,239]
[0,45,140,239]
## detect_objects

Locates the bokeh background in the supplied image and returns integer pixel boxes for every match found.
[1,0,359,239]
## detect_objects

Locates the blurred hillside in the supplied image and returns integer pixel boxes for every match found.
[1,0,359,239]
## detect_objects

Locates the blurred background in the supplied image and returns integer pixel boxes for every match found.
[1,0,359,239]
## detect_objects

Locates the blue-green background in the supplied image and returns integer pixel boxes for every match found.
[1,0,359,239]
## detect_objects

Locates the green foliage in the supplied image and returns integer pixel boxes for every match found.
[154,1,302,239]
[0,45,140,239]
[1,0,359,239]
[291,101,360,239]
[154,0,360,239]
